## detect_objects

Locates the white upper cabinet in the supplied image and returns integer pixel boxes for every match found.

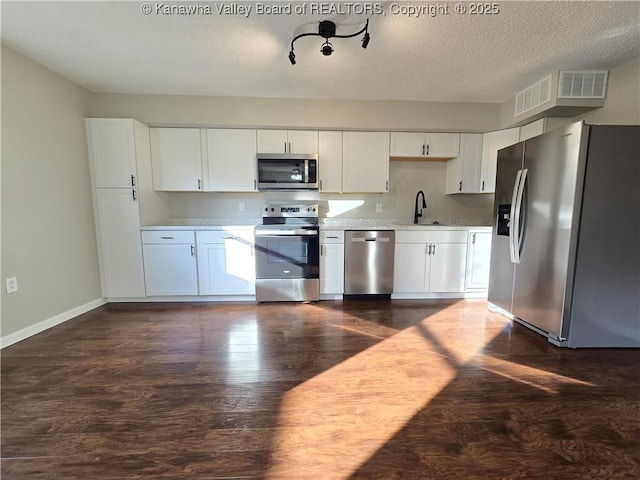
[479,127,520,193]
[206,129,257,192]
[257,129,318,154]
[445,133,483,194]
[150,128,204,191]
[87,118,137,188]
[318,131,343,193]
[342,131,390,193]
[390,132,460,158]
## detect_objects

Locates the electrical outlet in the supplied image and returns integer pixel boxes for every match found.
[239,202,246,212]
[5,277,18,294]
[376,203,383,213]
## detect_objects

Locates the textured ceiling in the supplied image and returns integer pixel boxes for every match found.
[2,1,639,102]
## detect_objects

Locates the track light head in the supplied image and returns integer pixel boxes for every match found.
[288,50,296,65]
[321,41,334,56]
[362,31,370,49]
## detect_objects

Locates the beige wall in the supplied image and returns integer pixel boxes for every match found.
[1,44,101,337]
[89,94,502,132]
[582,56,640,125]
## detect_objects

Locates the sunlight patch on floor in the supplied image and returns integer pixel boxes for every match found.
[476,356,596,394]
[267,305,504,479]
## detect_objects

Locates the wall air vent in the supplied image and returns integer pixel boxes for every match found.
[558,71,608,99]
[515,75,552,116]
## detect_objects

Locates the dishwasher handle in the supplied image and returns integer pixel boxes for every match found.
[350,237,391,243]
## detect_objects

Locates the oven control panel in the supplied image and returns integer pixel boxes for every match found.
[262,204,318,218]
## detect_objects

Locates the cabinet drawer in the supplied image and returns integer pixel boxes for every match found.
[320,229,344,244]
[197,229,254,244]
[141,230,195,244]
[396,230,468,244]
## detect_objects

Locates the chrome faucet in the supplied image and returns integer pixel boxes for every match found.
[414,191,427,224]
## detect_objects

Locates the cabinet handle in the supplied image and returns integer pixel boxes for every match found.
[131,175,136,187]
[197,178,202,190]
[191,245,195,256]
[320,180,323,191]
[432,244,436,255]
[385,180,389,191]
[472,233,476,244]
[426,144,430,156]
[160,236,174,240]
[288,142,292,153]
[422,144,425,156]
[284,142,287,153]
[426,244,430,255]
[459,181,462,192]
[254,179,257,190]
[327,236,338,239]
[482,180,485,191]
[132,189,137,202]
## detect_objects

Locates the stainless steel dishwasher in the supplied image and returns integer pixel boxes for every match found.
[344,230,395,296]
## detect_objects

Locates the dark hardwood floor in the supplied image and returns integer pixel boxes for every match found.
[2,300,639,479]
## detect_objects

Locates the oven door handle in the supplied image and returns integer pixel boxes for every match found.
[255,229,319,236]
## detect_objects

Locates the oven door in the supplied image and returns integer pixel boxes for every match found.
[255,229,319,279]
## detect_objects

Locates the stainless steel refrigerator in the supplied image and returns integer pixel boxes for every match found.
[488,121,639,347]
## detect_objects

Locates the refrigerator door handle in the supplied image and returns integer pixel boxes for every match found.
[509,169,523,263]
[512,168,528,264]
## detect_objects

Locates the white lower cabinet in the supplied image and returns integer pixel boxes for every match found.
[393,230,468,295]
[320,230,345,295]
[465,230,492,291]
[142,231,198,296]
[196,230,255,295]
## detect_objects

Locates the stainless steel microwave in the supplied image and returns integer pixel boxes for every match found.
[256,153,318,191]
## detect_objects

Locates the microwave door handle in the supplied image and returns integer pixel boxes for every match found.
[304,159,309,183]
[509,169,523,264]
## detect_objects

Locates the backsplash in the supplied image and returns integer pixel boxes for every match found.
[164,161,494,225]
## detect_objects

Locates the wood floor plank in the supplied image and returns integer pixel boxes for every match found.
[2,300,639,479]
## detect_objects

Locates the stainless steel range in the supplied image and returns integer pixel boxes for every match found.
[254,204,319,302]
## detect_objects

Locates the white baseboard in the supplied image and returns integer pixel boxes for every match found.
[1,298,106,349]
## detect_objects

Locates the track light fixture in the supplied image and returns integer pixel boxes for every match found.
[288,19,370,65]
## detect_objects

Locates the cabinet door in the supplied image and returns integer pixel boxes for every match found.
[445,133,483,194]
[87,119,137,188]
[143,244,198,296]
[288,130,318,154]
[389,132,425,157]
[318,131,343,193]
[480,127,520,193]
[466,231,492,290]
[393,243,428,293]
[428,243,467,293]
[257,130,288,153]
[425,133,460,158]
[96,189,145,297]
[320,244,345,294]
[342,132,390,193]
[206,129,257,192]
[150,128,203,191]
[197,238,255,295]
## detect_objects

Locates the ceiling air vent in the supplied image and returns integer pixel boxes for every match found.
[558,71,608,99]
[515,75,552,116]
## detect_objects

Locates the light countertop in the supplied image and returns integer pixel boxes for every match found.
[141,218,492,231]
